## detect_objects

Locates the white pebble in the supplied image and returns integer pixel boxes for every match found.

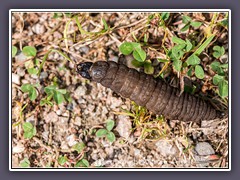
[12,73,21,85]
[32,23,46,35]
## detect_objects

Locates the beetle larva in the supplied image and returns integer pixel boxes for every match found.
[77,61,220,123]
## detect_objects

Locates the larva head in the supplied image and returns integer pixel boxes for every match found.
[77,62,93,80]
[88,61,109,82]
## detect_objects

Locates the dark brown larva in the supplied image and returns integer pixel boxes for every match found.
[77,61,220,123]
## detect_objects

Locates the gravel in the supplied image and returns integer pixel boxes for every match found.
[44,111,58,123]
[15,52,28,63]
[155,140,178,157]
[115,115,132,139]
[32,23,46,35]
[195,142,215,156]
[12,73,21,85]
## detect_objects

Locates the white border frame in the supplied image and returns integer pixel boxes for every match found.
[9,9,231,171]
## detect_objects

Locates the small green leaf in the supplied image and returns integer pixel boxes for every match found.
[218,80,228,97]
[186,54,200,65]
[194,65,205,79]
[58,156,67,166]
[40,99,46,106]
[21,84,38,101]
[213,46,225,58]
[131,59,144,67]
[72,142,85,153]
[187,66,193,76]
[28,87,37,101]
[106,120,115,131]
[119,42,134,55]
[182,15,192,24]
[180,24,190,32]
[173,60,182,72]
[12,46,18,57]
[75,159,89,168]
[106,132,116,142]
[131,42,141,49]
[213,74,225,85]
[186,39,193,52]
[190,21,202,28]
[23,122,33,132]
[19,158,30,168]
[144,60,154,74]
[40,98,53,106]
[21,84,32,92]
[133,48,146,62]
[23,122,36,139]
[210,61,220,71]
[56,89,67,94]
[44,85,56,96]
[102,18,109,30]
[22,46,37,57]
[172,45,185,60]
[210,61,225,75]
[172,36,186,44]
[27,67,38,75]
[220,64,228,69]
[161,12,170,21]
[96,129,108,137]
[23,130,34,139]
[53,91,65,105]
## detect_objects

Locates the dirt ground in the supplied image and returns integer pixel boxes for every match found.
[11,12,229,168]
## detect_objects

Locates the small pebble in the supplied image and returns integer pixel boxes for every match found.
[17,67,25,77]
[39,72,48,79]
[32,23,46,35]
[44,111,58,123]
[115,115,132,139]
[195,142,215,156]
[12,73,21,85]
[15,52,28,63]
[74,86,87,99]
[79,46,90,54]
[155,140,178,157]
[66,134,77,147]
[26,115,36,125]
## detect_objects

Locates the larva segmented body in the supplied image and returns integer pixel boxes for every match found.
[77,61,219,123]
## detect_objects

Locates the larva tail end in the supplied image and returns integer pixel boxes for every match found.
[77,62,93,80]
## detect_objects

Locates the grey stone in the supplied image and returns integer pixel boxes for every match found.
[40,72,48,79]
[79,46,90,54]
[195,142,215,156]
[155,140,178,157]
[15,52,28,63]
